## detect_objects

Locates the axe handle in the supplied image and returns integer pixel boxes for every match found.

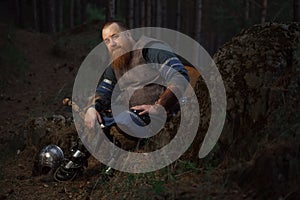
[63,97,105,128]
[62,98,85,119]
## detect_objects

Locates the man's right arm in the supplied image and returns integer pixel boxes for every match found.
[95,66,117,112]
[84,66,117,128]
[84,107,102,128]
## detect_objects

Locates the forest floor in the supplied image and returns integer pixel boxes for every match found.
[0,22,298,200]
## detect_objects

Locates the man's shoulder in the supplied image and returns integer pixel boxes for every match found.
[142,36,173,52]
[135,36,172,52]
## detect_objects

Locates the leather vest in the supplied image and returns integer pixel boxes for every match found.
[114,36,166,107]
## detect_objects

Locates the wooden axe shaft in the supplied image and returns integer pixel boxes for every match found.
[62,97,85,119]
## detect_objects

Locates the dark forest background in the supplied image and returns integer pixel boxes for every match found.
[0,1,300,199]
[0,0,299,54]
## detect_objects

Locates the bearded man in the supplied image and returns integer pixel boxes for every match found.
[84,21,190,139]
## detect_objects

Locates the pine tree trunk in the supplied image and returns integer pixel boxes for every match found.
[128,0,134,28]
[81,0,87,22]
[193,0,202,68]
[194,0,202,42]
[156,0,162,27]
[176,0,181,31]
[244,0,250,21]
[70,0,74,27]
[140,0,146,27]
[16,0,25,28]
[175,0,182,50]
[41,0,47,31]
[151,0,156,26]
[134,0,140,28]
[261,0,267,23]
[76,0,82,24]
[294,0,300,22]
[146,0,151,27]
[15,0,20,26]
[184,1,191,36]
[107,0,116,20]
[32,0,39,31]
[161,0,167,27]
[57,0,63,31]
[49,0,56,32]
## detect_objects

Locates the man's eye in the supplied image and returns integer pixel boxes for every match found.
[112,34,119,39]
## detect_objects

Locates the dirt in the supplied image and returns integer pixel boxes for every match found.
[0,22,299,200]
[0,22,245,200]
[0,22,96,199]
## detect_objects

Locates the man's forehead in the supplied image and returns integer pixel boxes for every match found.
[102,23,121,39]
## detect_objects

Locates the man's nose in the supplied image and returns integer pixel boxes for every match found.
[109,39,117,48]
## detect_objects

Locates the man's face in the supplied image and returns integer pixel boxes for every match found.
[102,23,133,60]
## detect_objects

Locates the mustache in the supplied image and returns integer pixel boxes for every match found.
[110,47,130,59]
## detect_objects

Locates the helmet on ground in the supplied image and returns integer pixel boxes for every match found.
[33,144,64,176]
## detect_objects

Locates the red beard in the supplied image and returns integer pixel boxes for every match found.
[111,49,132,76]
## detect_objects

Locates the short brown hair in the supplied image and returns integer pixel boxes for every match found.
[102,20,128,31]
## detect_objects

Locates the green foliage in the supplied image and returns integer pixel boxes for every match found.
[125,173,136,189]
[175,159,201,173]
[150,178,165,195]
[86,4,106,22]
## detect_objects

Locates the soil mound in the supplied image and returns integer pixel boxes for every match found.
[193,22,300,199]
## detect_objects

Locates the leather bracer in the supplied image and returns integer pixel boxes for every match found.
[156,86,181,111]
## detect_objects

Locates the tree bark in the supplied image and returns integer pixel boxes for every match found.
[294,0,300,22]
[128,0,134,28]
[134,0,140,27]
[194,0,202,42]
[184,0,191,36]
[156,0,162,27]
[57,0,63,31]
[146,0,152,27]
[140,0,146,27]
[176,0,181,31]
[49,0,56,32]
[107,0,116,20]
[70,0,74,27]
[161,0,167,27]
[244,0,250,21]
[81,0,88,22]
[32,0,39,31]
[174,0,182,51]
[261,0,267,23]
[41,0,47,31]
[15,0,20,26]
[76,0,82,24]
[193,0,202,67]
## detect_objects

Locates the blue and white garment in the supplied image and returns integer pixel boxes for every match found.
[94,37,190,137]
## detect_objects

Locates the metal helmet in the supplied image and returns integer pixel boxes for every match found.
[33,144,64,176]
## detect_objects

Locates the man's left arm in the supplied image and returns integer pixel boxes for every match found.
[143,45,190,111]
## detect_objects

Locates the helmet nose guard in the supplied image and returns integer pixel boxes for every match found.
[33,144,64,176]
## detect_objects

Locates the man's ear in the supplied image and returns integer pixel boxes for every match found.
[125,30,132,38]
